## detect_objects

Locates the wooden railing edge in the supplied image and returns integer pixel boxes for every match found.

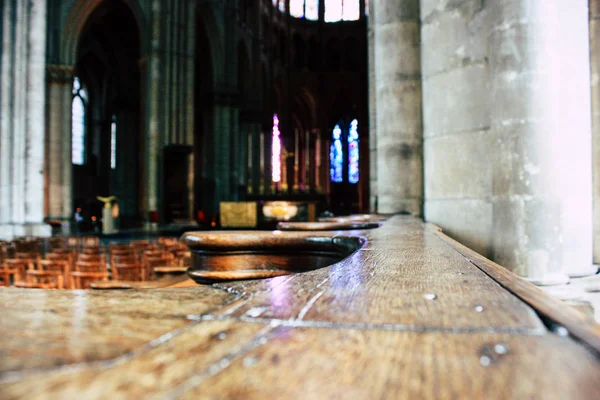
[428,223,600,354]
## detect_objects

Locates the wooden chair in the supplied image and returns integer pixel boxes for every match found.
[71,261,108,289]
[81,246,104,255]
[112,262,144,281]
[158,237,178,246]
[0,266,18,287]
[74,261,106,273]
[143,255,174,281]
[15,270,64,289]
[70,271,108,289]
[15,252,40,266]
[77,253,106,264]
[112,254,137,265]
[3,259,33,282]
[130,240,150,247]
[38,260,70,288]
[81,237,100,248]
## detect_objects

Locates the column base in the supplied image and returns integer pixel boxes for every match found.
[524,272,570,286]
[0,223,52,240]
[567,265,599,278]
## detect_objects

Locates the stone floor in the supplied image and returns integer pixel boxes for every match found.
[541,269,600,323]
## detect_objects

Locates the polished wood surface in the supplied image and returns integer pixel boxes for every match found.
[0,216,599,399]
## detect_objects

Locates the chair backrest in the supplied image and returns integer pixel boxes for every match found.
[81,246,104,255]
[77,253,106,264]
[39,259,70,288]
[112,262,144,281]
[70,271,108,289]
[4,259,33,280]
[143,256,174,280]
[25,270,64,289]
[75,261,106,273]
[81,237,100,248]
[0,266,18,287]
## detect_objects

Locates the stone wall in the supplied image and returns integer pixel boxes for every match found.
[421,0,595,280]
[421,0,491,255]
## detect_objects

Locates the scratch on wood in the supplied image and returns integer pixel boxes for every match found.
[163,324,276,399]
[296,290,325,321]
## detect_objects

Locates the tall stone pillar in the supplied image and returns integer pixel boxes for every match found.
[0,0,50,239]
[45,65,74,225]
[372,0,423,215]
[591,0,600,266]
[367,0,377,212]
[489,0,596,282]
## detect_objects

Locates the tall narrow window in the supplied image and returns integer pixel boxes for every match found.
[272,114,282,183]
[110,115,117,170]
[342,0,360,21]
[290,0,304,18]
[364,0,369,16]
[279,0,286,12]
[348,119,359,183]
[71,77,87,165]
[330,124,343,182]
[325,0,342,22]
[306,0,319,20]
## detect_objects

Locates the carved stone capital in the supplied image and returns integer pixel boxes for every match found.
[46,65,74,84]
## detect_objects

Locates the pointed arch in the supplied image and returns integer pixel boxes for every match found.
[61,0,146,65]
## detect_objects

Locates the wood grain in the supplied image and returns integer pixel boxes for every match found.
[1,216,599,399]
[0,287,238,373]
[435,226,600,353]
[190,325,600,400]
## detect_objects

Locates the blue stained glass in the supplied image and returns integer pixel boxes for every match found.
[348,119,359,184]
[330,124,343,182]
[279,0,286,12]
[290,0,304,18]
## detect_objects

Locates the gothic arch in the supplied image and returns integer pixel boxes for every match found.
[194,5,224,85]
[61,0,146,66]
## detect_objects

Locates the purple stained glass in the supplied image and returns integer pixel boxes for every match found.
[272,114,282,183]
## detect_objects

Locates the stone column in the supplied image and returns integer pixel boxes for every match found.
[0,0,15,234]
[489,0,596,282]
[45,65,74,225]
[372,0,423,215]
[591,0,600,266]
[0,0,50,238]
[367,0,377,212]
[143,0,163,224]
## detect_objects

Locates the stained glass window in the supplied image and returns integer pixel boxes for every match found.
[348,119,359,183]
[290,0,304,18]
[71,77,87,165]
[325,0,342,22]
[330,124,343,182]
[110,115,117,170]
[272,114,282,183]
[364,0,369,16]
[279,0,286,12]
[306,0,319,20]
[342,0,360,21]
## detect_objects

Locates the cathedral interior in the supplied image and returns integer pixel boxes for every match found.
[1,0,600,398]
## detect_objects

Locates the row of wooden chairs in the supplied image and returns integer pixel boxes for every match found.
[0,236,189,289]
